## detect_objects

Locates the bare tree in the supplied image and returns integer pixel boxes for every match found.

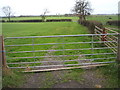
[41,9,49,22]
[2,6,13,21]
[73,0,92,21]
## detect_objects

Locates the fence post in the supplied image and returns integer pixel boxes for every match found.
[117,33,120,63]
[0,36,2,69]
[0,36,8,68]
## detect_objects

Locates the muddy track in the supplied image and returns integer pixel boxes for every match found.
[41,45,64,69]
[20,46,107,88]
[20,68,107,88]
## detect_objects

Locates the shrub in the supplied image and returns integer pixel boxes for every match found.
[109,17,112,19]
[78,19,104,34]
[3,19,72,23]
[18,20,44,22]
[46,19,72,22]
[6,20,44,22]
[0,20,6,22]
[8,20,18,22]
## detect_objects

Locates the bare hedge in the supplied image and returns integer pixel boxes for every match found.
[46,19,72,22]
[78,19,104,34]
[1,19,72,22]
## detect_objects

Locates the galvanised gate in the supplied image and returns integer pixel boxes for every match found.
[4,31,118,71]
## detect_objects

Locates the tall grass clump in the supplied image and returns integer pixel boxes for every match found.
[2,69,25,88]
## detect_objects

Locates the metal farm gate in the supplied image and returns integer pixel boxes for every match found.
[2,27,119,71]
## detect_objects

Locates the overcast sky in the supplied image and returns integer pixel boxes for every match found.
[0,0,119,16]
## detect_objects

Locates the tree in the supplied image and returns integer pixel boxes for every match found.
[2,6,13,21]
[72,0,92,21]
[41,9,49,22]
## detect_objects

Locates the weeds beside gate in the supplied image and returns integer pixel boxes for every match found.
[3,31,119,70]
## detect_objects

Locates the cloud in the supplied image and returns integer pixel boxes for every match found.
[0,0,119,16]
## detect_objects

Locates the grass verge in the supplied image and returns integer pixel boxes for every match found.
[96,63,119,88]
[2,69,25,88]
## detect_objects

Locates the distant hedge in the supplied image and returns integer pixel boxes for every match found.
[46,19,72,22]
[0,20,44,22]
[106,20,120,26]
[78,19,104,34]
[0,20,6,22]
[8,20,44,22]
[1,19,72,22]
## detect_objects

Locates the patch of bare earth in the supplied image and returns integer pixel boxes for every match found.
[19,73,45,88]
[20,46,107,88]
[20,68,108,88]
[38,45,65,70]
[52,68,106,88]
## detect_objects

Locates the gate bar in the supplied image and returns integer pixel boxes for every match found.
[9,61,115,69]
[8,52,116,59]
[5,33,118,39]
[7,57,117,65]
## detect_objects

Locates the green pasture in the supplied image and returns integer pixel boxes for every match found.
[3,22,84,37]
[87,15,118,29]
[2,15,118,30]
[2,15,118,23]
[2,15,118,29]
[2,16,118,88]
[87,15,118,24]
[2,21,115,68]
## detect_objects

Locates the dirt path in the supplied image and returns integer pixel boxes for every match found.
[39,45,64,70]
[52,69,106,88]
[20,45,108,88]
[43,46,62,65]
[20,68,107,88]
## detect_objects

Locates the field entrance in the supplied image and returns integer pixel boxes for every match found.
[4,31,118,71]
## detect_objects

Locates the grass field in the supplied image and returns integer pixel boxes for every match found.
[2,15,118,29]
[87,15,118,25]
[2,15,117,68]
[2,16,118,88]
[3,22,90,67]
[2,15,118,21]
[3,22,85,37]
[3,20,115,68]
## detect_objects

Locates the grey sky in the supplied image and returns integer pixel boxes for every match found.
[0,0,119,16]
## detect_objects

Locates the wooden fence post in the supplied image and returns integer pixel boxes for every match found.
[117,33,120,64]
[0,36,8,69]
[0,36,2,68]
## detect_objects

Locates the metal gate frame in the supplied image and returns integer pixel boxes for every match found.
[3,32,119,70]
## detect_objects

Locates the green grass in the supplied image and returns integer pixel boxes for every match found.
[39,72,56,88]
[62,69,84,83]
[2,16,118,88]
[96,63,119,88]
[38,69,84,88]
[87,15,118,25]
[87,15,119,31]
[2,69,25,88]
[2,21,116,68]
[3,22,86,37]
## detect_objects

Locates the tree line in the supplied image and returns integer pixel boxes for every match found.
[2,0,92,22]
